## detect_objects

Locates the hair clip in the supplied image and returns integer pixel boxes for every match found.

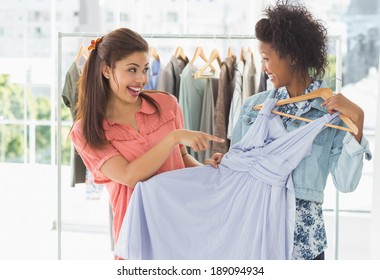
[88,37,102,51]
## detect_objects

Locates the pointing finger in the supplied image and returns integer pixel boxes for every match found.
[207,135,225,143]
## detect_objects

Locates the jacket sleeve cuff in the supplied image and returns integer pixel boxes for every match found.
[343,133,372,160]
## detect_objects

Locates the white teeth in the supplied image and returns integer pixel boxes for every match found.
[129,87,141,92]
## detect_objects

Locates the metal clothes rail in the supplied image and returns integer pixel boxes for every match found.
[57,32,343,260]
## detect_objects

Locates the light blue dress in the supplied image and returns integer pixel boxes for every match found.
[114,98,340,260]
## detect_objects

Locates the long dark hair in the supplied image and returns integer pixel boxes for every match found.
[75,28,161,149]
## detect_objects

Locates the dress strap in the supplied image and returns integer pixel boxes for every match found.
[258,98,278,116]
[323,111,340,124]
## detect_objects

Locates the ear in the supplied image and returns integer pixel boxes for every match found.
[288,56,296,67]
[102,64,111,79]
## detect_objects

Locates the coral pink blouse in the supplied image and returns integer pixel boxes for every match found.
[70,92,185,244]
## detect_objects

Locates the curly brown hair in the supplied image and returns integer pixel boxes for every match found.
[255,0,328,79]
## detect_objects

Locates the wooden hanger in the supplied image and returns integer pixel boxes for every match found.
[253,87,359,135]
[247,47,254,61]
[74,44,90,66]
[189,46,215,72]
[227,47,233,58]
[149,46,160,61]
[175,46,187,61]
[240,47,246,63]
[193,48,222,79]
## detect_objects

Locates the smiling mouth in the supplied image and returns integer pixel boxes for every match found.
[267,73,275,80]
[128,86,141,97]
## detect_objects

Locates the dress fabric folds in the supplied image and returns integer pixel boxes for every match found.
[114,98,339,260]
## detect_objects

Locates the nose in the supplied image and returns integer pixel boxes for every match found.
[136,71,146,83]
[261,61,267,73]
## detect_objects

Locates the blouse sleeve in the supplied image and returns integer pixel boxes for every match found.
[70,122,120,184]
[174,98,184,130]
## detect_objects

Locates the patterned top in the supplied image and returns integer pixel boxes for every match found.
[274,80,327,260]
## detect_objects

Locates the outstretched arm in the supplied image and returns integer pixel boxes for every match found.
[100,129,224,187]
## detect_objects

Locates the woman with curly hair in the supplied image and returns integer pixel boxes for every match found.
[232,1,372,260]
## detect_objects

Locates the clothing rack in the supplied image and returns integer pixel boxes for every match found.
[57,32,343,260]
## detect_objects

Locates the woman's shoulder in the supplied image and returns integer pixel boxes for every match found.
[241,89,275,115]
[244,89,274,105]
[143,90,178,107]
[143,90,175,98]
[71,119,83,135]
[70,119,86,147]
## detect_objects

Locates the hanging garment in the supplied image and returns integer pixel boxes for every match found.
[178,63,207,160]
[144,58,161,90]
[198,77,219,163]
[61,62,87,187]
[114,98,340,260]
[156,55,188,98]
[258,72,269,93]
[242,52,256,100]
[213,56,237,154]
[227,59,244,139]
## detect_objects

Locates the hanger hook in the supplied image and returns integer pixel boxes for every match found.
[328,77,342,92]
[149,33,154,47]
[151,33,156,44]
[80,32,85,45]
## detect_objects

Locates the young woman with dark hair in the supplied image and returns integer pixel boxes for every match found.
[70,28,224,258]
[232,1,371,260]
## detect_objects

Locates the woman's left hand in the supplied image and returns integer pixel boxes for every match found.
[321,93,364,142]
[204,153,224,168]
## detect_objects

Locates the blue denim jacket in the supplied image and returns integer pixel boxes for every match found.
[231,86,372,203]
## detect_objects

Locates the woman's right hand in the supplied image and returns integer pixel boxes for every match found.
[171,129,225,152]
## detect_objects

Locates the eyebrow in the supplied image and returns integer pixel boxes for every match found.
[125,62,150,67]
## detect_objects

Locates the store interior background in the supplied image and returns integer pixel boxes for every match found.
[0,0,379,260]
